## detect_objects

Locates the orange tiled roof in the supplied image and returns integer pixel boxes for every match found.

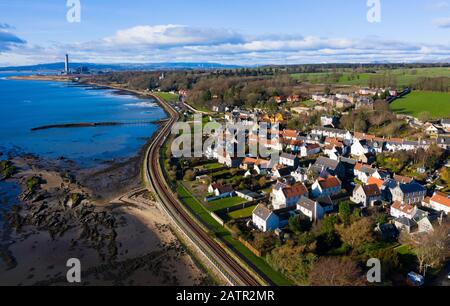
[368,177,384,189]
[391,201,415,215]
[431,193,450,208]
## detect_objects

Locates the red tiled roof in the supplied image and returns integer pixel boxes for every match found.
[394,174,413,184]
[362,184,381,197]
[282,183,308,198]
[319,176,341,189]
[282,129,299,139]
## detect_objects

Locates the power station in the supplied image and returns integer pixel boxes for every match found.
[64,54,70,75]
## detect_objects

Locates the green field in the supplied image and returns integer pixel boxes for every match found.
[291,67,450,88]
[390,91,450,119]
[154,91,179,102]
[207,196,247,212]
[228,205,257,219]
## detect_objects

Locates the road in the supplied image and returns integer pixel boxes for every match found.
[143,94,263,286]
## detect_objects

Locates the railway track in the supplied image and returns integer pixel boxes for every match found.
[144,95,262,286]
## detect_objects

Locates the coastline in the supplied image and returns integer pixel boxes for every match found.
[0,75,208,286]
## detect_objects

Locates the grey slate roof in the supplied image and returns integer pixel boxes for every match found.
[395,217,417,227]
[298,196,316,212]
[253,204,273,221]
[399,183,426,194]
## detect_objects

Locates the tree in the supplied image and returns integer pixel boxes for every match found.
[183,170,196,181]
[308,257,365,286]
[418,111,431,123]
[339,202,352,225]
[267,243,317,285]
[336,218,374,251]
[403,221,450,273]
[289,214,312,233]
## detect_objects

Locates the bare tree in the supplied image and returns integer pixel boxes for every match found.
[401,221,450,273]
[309,257,366,286]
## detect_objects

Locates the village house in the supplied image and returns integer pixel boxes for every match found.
[208,183,235,197]
[252,205,295,232]
[281,129,299,141]
[290,166,309,183]
[271,181,308,210]
[297,197,325,221]
[391,201,432,233]
[300,143,321,158]
[436,136,450,150]
[320,116,337,127]
[282,138,304,153]
[312,157,346,180]
[441,119,450,132]
[272,166,293,180]
[310,127,353,142]
[252,204,279,232]
[351,184,382,207]
[217,149,243,168]
[424,123,442,135]
[354,163,382,184]
[422,191,450,215]
[391,182,426,205]
[287,95,301,103]
[236,190,265,202]
[311,176,342,198]
[279,153,300,168]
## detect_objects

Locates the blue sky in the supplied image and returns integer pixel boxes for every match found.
[0,0,449,66]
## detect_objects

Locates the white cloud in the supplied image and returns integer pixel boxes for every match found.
[433,17,450,28]
[1,24,450,66]
[102,24,243,47]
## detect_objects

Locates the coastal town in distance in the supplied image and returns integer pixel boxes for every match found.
[0,0,449,294]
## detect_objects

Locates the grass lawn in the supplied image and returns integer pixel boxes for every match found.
[291,67,450,88]
[154,91,179,102]
[390,91,450,119]
[394,245,417,271]
[195,162,223,171]
[175,183,292,286]
[206,196,247,212]
[227,205,257,220]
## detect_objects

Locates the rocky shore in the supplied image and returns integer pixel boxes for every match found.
[0,152,209,286]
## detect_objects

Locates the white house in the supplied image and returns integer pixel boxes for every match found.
[422,192,450,215]
[311,176,342,198]
[441,119,450,132]
[252,204,279,232]
[351,139,371,157]
[300,143,321,157]
[350,184,382,207]
[291,167,309,183]
[208,183,235,197]
[279,153,299,168]
[297,197,325,221]
[354,163,381,184]
[390,201,418,219]
[271,181,308,210]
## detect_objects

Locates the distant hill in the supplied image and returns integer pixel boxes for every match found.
[0,62,243,72]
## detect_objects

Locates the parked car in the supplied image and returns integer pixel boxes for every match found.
[407,272,425,286]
